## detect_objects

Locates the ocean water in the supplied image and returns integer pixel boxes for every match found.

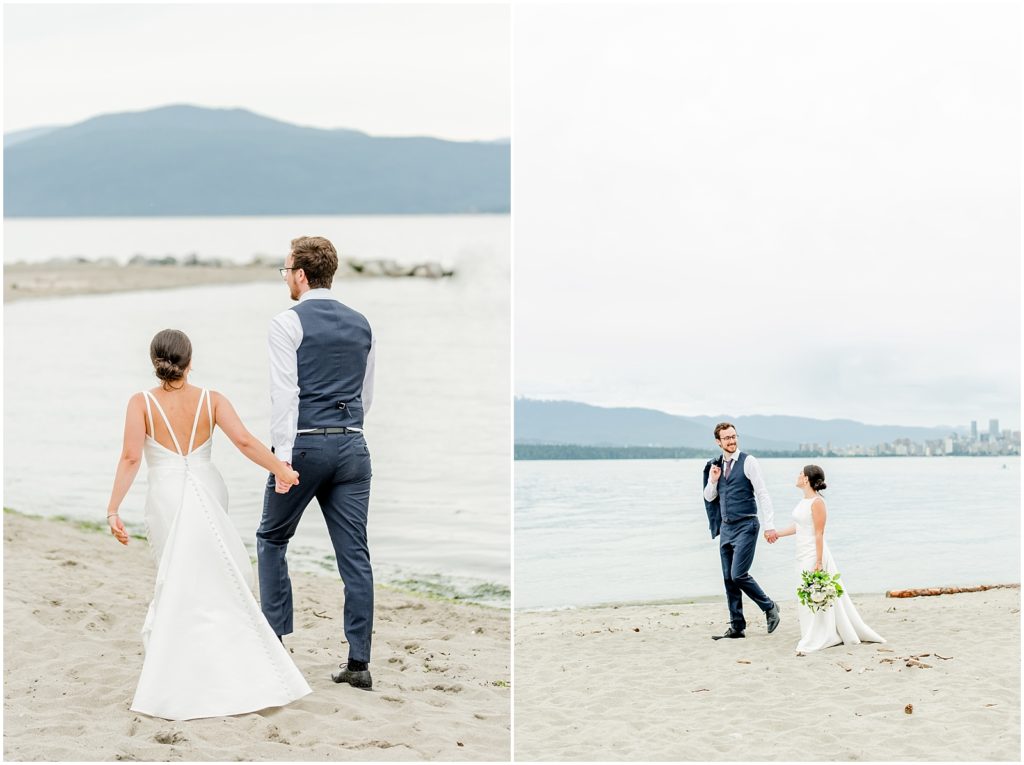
[3,213,504,267]
[515,456,1020,610]
[4,215,510,603]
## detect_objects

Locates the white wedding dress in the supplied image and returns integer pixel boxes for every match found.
[131,389,312,720]
[792,497,885,653]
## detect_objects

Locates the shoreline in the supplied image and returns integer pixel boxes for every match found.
[4,262,282,303]
[517,583,1021,613]
[4,508,509,609]
[515,453,1022,461]
[3,511,510,761]
[3,257,456,303]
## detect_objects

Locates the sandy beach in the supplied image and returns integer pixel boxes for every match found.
[4,258,454,303]
[515,589,1020,761]
[4,262,286,303]
[3,511,510,761]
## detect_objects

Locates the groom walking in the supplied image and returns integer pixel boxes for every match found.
[258,235,377,689]
[702,422,780,640]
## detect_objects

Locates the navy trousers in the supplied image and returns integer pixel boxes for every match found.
[257,432,373,662]
[719,517,774,630]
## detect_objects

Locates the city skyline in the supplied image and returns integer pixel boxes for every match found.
[799,422,1022,458]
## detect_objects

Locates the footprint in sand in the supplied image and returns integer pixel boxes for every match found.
[153,730,188,745]
[432,684,463,693]
[264,725,291,745]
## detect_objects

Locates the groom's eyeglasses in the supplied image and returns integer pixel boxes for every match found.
[278,267,296,279]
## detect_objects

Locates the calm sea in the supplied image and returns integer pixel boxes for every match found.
[4,215,510,603]
[515,456,1020,610]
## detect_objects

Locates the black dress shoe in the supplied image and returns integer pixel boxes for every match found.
[766,604,781,634]
[711,627,745,640]
[332,667,373,689]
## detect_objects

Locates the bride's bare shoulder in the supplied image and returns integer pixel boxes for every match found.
[208,390,237,413]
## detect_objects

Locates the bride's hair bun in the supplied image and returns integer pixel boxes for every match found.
[150,329,192,386]
[803,464,827,492]
[154,357,184,381]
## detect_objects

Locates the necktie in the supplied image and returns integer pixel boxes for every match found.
[719,459,731,521]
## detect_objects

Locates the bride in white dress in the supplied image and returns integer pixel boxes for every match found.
[104,329,312,720]
[773,465,885,653]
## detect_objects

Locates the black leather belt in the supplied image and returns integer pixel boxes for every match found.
[297,428,362,435]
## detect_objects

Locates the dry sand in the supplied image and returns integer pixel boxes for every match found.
[4,263,281,303]
[3,511,510,761]
[4,259,451,303]
[515,590,1020,761]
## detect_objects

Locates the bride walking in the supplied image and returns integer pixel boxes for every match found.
[773,465,885,653]
[104,329,312,720]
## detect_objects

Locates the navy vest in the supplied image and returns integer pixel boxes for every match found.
[291,298,372,430]
[718,452,757,520]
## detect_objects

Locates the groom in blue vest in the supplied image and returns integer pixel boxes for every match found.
[259,236,377,688]
[702,422,781,640]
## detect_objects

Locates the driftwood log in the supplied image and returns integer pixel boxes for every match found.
[886,583,1020,598]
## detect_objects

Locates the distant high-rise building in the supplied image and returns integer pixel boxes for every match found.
[970,421,978,441]
[990,419,1000,439]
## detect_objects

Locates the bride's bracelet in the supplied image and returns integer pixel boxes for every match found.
[106,512,119,518]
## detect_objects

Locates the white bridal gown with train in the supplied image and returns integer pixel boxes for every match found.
[792,497,885,653]
[130,389,311,720]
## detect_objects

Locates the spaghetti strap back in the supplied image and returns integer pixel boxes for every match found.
[142,391,183,455]
[142,391,155,437]
[186,389,208,454]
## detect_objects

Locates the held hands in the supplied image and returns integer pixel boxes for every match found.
[708,465,721,483]
[108,513,129,546]
[763,529,779,544]
[275,462,300,494]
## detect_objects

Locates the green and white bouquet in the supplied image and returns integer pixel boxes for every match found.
[797,569,844,613]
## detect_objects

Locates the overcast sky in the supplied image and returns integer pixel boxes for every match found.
[3,3,510,140]
[514,3,1020,429]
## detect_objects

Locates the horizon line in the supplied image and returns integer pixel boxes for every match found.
[4,103,511,145]
[514,395,1021,432]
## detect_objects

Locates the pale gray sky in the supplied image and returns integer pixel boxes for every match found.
[4,3,510,140]
[514,2,1020,429]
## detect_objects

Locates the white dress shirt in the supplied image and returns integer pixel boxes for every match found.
[268,288,376,465]
[703,451,776,530]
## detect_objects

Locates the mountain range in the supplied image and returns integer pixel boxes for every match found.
[3,105,510,216]
[514,398,962,451]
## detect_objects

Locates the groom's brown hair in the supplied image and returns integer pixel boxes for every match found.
[291,236,339,289]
